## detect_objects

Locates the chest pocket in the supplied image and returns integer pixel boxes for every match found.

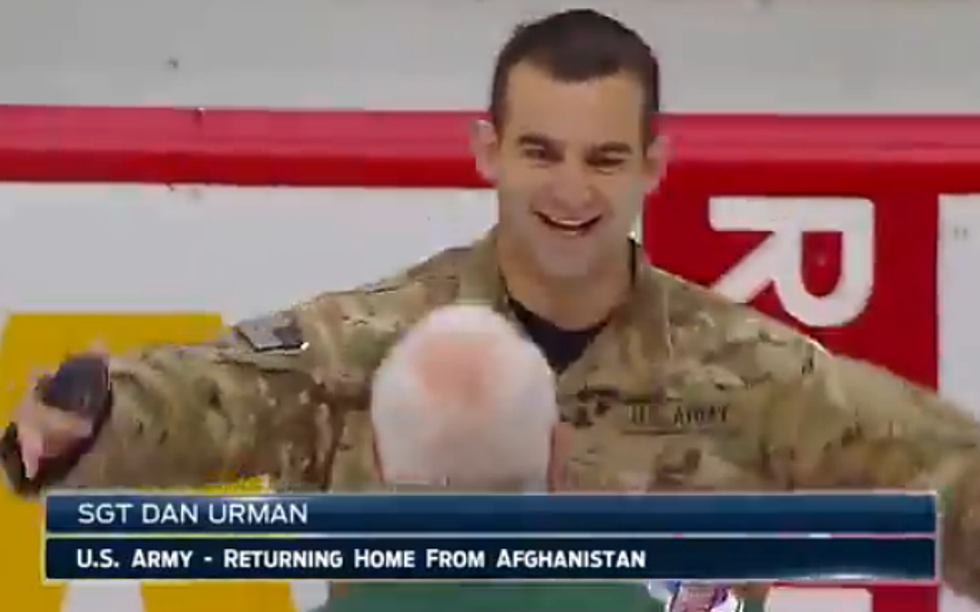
[557,368,768,492]
[557,387,666,491]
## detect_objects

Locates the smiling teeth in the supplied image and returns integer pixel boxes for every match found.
[543,216,594,229]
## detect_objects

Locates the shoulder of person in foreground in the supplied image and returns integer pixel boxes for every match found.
[0,244,475,495]
[651,266,980,602]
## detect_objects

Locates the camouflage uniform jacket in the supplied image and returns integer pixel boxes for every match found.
[2,229,980,599]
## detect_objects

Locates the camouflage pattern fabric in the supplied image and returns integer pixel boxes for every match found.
[2,228,978,600]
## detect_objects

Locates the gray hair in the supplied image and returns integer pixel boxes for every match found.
[370,304,558,490]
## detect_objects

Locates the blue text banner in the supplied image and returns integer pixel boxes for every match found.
[45,535,936,581]
[45,492,937,535]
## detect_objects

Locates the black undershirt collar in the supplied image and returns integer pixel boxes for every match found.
[507,247,637,374]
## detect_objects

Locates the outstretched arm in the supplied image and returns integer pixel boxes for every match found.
[1,310,348,493]
[748,331,980,601]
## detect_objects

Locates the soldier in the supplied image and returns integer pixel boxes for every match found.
[2,7,979,607]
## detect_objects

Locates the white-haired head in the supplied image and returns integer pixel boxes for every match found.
[370,304,559,490]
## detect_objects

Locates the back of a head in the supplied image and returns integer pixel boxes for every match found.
[370,304,558,491]
[490,8,661,142]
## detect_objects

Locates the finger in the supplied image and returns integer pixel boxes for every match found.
[36,407,94,438]
[23,451,39,479]
[20,411,82,458]
[17,424,43,478]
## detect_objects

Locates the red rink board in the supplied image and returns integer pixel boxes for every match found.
[4,105,979,611]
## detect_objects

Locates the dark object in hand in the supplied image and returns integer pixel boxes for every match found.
[18,354,113,489]
[35,354,111,419]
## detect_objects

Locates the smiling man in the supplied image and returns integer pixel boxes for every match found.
[476,10,657,341]
[3,8,980,609]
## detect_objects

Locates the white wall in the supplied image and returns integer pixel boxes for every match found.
[2,0,980,113]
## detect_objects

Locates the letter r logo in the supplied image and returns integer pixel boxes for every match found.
[709,197,875,327]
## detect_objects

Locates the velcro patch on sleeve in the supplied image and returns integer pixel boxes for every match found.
[234,312,307,352]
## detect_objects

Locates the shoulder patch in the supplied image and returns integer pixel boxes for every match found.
[233,312,307,352]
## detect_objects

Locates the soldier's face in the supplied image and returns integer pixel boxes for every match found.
[473,62,661,281]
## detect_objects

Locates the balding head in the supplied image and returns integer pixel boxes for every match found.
[370,304,560,490]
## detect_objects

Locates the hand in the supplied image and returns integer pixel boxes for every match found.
[14,350,109,478]
[15,386,94,479]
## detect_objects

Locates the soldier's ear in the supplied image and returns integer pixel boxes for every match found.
[470,119,500,184]
[642,135,669,195]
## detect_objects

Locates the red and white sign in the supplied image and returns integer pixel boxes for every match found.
[642,114,980,393]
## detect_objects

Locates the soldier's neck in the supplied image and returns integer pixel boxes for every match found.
[497,241,632,331]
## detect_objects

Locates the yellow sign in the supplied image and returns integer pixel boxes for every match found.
[0,313,298,612]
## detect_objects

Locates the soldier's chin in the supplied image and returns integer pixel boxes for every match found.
[532,251,596,281]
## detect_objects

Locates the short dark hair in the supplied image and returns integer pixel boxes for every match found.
[490,9,661,142]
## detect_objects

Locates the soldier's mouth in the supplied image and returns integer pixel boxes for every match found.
[534,212,602,235]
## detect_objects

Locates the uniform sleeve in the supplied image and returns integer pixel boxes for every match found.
[749,331,980,602]
[0,308,350,493]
